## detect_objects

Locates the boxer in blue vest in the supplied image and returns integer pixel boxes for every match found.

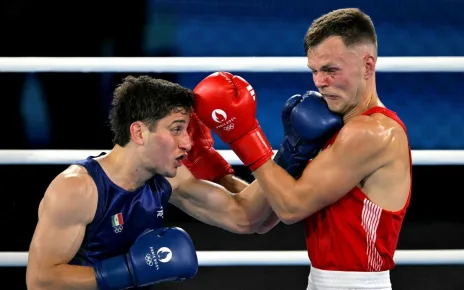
[26,75,341,290]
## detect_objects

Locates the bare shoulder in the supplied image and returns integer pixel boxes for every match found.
[40,164,98,225]
[336,113,405,147]
[334,113,407,159]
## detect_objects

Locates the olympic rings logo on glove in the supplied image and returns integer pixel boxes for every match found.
[223,123,235,131]
[145,253,154,266]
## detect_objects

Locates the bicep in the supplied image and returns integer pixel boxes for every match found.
[296,147,362,206]
[28,176,96,269]
[295,123,390,215]
[29,202,87,268]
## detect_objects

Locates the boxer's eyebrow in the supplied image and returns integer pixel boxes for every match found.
[170,120,186,125]
[307,63,336,72]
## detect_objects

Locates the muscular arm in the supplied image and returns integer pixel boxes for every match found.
[253,117,394,224]
[215,174,248,193]
[200,172,280,233]
[169,166,273,234]
[26,166,98,290]
[216,174,280,234]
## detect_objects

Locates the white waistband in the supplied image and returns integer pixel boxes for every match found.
[307,267,392,290]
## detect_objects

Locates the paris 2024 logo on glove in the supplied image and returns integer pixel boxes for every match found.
[145,246,173,269]
[211,109,235,132]
[209,78,256,133]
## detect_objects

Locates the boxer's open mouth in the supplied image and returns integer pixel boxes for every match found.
[174,154,186,167]
[176,154,187,161]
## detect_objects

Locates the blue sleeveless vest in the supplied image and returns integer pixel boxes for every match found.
[69,153,172,266]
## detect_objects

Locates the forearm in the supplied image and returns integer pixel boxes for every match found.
[255,211,280,234]
[231,180,275,232]
[216,174,248,193]
[27,264,97,290]
[253,160,299,222]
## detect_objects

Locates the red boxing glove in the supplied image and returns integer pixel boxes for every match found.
[182,110,234,182]
[193,72,273,171]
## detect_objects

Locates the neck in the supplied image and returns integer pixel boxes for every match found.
[343,78,382,123]
[97,145,152,191]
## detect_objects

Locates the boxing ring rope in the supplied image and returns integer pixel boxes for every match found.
[2,250,464,267]
[1,149,464,268]
[0,150,463,165]
[0,56,464,72]
[1,56,463,268]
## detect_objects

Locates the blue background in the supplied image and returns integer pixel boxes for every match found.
[5,0,463,150]
[155,0,464,150]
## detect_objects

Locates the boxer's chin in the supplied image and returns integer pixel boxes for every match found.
[164,168,177,178]
[161,162,179,178]
[325,99,342,113]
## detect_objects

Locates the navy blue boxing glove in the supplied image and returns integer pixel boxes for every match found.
[94,227,198,290]
[274,91,343,178]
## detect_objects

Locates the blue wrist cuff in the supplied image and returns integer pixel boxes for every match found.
[94,255,133,290]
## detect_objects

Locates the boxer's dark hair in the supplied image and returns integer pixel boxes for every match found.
[109,75,194,146]
[304,8,377,54]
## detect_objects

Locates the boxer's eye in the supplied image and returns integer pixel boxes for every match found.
[171,126,182,134]
[324,67,338,74]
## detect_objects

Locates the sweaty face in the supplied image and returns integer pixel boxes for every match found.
[143,109,191,178]
[307,36,368,115]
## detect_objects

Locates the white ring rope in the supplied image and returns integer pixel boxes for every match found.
[1,250,464,267]
[0,150,462,165]
[0,57,463,72]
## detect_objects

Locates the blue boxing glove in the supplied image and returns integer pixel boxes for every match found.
[94,227,198,290]
[274,91,343,178]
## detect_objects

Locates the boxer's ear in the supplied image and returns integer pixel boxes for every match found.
[364,55,376,80]
[130,121,146,145]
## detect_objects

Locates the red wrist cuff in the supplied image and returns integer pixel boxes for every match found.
[229,126,273,171]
